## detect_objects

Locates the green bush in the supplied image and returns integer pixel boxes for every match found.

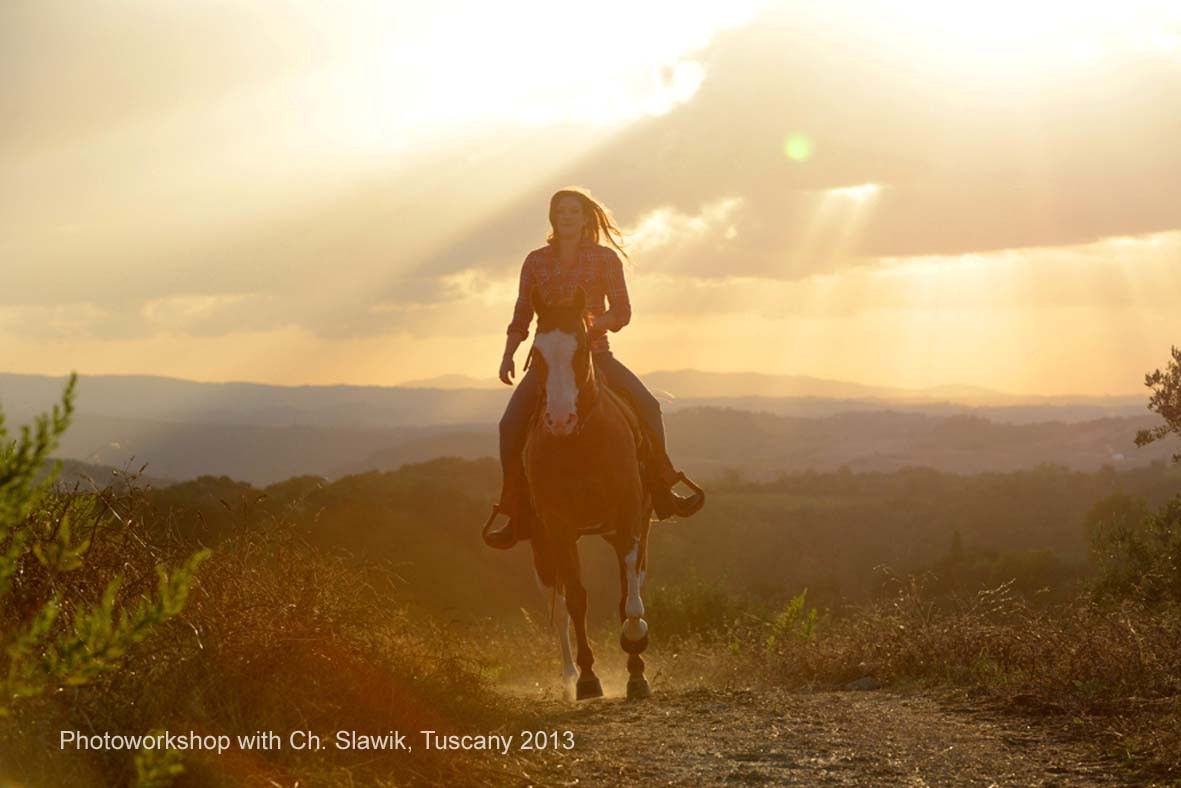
[0,375,209,787]
[1135,344,1181,462]
[764,589,818,653]
[1,375,209,713]
[1087,491,1181,606]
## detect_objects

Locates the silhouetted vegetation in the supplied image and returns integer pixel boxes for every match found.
[1,391,522,788]
[1087,491,1181,607]
[1136,344,1181,462]
[111,449,1181,777]
[6,353,1181,784]
[133,455,1181,620]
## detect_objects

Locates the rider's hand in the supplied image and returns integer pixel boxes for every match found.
[585,311,606,334]
[499,354,515,385]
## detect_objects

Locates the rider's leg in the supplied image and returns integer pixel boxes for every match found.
[592,351,704,519]
[484,365,541,549]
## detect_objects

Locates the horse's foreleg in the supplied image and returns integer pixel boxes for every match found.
[617,538,651,700]
[555,535,600,700]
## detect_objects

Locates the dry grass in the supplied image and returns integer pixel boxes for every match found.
[1,481,527,788]
[738,578,1181,780]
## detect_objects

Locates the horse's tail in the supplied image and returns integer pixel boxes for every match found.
[533,530,586,629]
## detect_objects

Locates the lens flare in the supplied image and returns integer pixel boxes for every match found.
[783,133,814,162]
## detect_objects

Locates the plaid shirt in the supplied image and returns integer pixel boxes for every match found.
[506,241,631,353]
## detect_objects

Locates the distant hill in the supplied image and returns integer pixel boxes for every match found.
[662,407,1170,480]
[0,372,510,428]
[0,371,1146,430]
[642,370,913,400]
[663,396,1148,425]
[27,406,1166,486]
[335,430,496,477]
[641,369,1141,408]
[0,371,1164,485]
[346,407,1173,482]
[397,374,501,389]
[45,413,485,486]
[42,458,175,489]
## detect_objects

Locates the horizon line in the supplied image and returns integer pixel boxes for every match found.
[0,368,1149,401]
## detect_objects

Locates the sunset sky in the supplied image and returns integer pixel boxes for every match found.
[2,0,1179,396]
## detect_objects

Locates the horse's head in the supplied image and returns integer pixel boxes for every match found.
[530,285,596,437]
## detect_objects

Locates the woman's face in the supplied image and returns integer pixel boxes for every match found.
[553,195,588,240]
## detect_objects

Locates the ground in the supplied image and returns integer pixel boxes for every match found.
[494,683,1136,787]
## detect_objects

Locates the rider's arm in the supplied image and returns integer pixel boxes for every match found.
[504,254,536,357]
[502,333,525,361]
[598,247,631,333]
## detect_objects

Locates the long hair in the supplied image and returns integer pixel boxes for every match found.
[546,187,631,262]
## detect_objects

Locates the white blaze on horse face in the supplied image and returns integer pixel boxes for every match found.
[623,542,648,642]
[534,329,579,436]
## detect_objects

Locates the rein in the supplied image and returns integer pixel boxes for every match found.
[573,356,602,436]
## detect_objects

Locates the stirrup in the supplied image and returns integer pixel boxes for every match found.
[651,472,705,520]
[673,472,706,516]
[482,504,518,550]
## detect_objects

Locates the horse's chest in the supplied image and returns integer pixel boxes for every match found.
[525,439,625,521]
[531,459,612,506]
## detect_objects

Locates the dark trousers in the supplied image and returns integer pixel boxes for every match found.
[498,350,667,478]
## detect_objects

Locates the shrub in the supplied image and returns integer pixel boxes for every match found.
[1087,491,1181,606]
[1,375,209,717]
[3,436,515,786]
[764,589,818,654]
[645,574,752,641]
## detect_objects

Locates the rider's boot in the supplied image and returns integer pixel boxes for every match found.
[482,465,533,550]
[646,444,706,521]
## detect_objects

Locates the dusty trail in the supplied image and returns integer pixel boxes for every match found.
[508,684,1132,787]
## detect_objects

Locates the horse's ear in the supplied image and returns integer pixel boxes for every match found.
[572,286,586,313]
[529,285,542,315]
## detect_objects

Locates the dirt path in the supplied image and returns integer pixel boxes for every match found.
[508,685,1132,787]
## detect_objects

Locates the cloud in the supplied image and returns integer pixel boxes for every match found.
[417,0,1181,281]
[0,277,515,342]
[7,229,1176,344]
[4,0,1178,346]
[627,197,743,258]
[630,230,1181,319]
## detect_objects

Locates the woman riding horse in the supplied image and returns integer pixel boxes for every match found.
[483,187,705,549]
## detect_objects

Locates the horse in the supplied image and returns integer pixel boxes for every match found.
[522,285,653,701]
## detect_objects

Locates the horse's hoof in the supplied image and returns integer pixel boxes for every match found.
[626,677,651,701]
[560,672,578,701]
[575,677,603,700]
